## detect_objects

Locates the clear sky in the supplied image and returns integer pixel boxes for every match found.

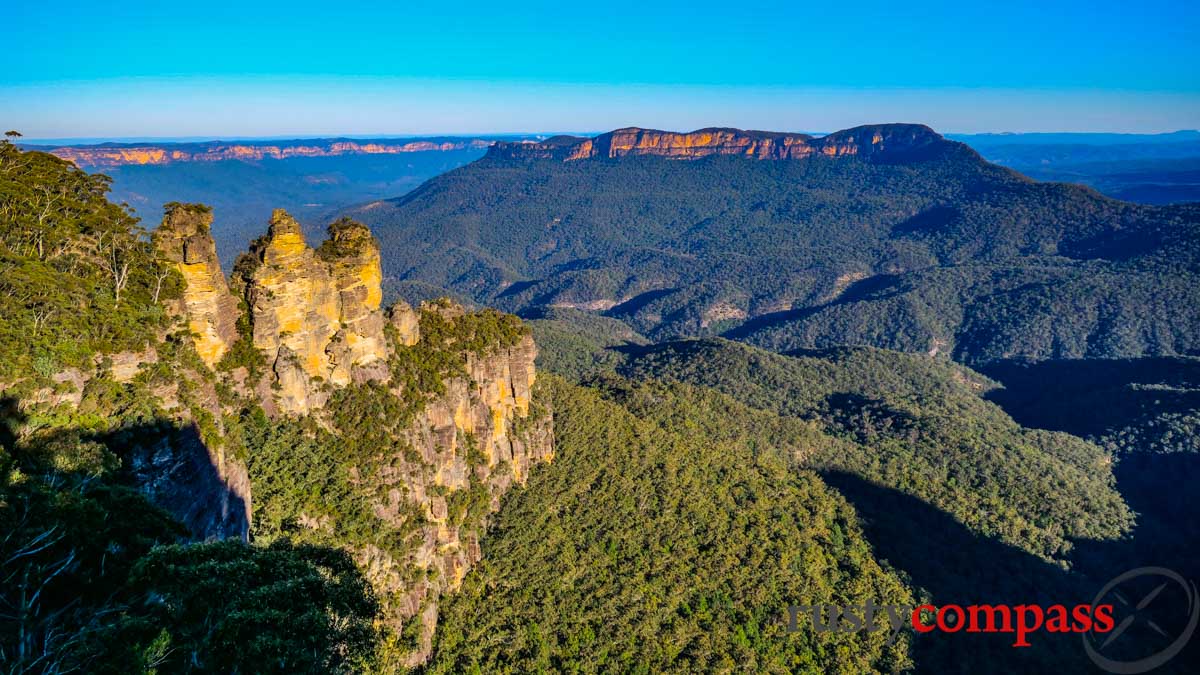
[4,0,1199,138]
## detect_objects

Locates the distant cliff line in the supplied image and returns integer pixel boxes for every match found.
[36,124,962,168]
[487,123,955,162]
[30,136,505,168]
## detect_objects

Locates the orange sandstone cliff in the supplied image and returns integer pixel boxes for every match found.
[487,123,945,162]
[152,204,241,367]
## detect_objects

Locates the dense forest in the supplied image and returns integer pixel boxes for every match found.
[430,377,914,674]
[350,125,1200,364]
[0,140,540,672]
[476,322,1200,672]
[3,129,1199,674]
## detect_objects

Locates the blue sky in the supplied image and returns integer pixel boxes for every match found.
[4,0,1199,138]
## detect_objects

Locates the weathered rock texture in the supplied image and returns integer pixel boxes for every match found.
[153,207,553,665]
[153,205,241,367]
[240,210,389,412]
[364,332,552,666]
[320,218,389,385]
[488,123,945,162]
[388,300,421,346]
[127,423,252,542]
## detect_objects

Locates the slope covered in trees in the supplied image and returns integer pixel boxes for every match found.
[349,124,1200,364]
[428,377,915,674]
[0,141,383,672]
[475,327,1196,672]
[0,140,181,385]
[615,339,1132,561]
[428,353,1176,672]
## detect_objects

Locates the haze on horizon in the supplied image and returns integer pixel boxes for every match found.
[4,0,1199,139]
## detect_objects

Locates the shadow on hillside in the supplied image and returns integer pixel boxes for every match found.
[822,470,1200,673]
[891,205,959,236]
[1068,449,1200,672]
[605,287,680,318]
[828,357,1200,672]
[120,422,251,542]
[819,470,1102,673]
[719,275,906,341]
[978,357,1200,438]
[497,278,543,299]
[1070,451,1200,589]
[1,395,248,542]
[2,405,373,672]
[0,395,18,455]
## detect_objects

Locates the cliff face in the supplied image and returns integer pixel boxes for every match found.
[487,123,948,162]
[127,422,252,542]
[366,333,552,665]
[45,138,492,169]
[157,207,554,665]
[240,209,389,412]
[152,205,241,367]
[320,218,389,385]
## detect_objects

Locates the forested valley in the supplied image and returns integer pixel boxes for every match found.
[2,125,1198,673]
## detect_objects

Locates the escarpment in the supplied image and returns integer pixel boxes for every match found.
[44,137,493,169]
[487,123,949,162]
[366,327,552,666]
[155,206,554,666]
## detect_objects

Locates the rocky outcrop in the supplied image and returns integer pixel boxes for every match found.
[153,204,241,367]
[152,206,554,665]
[45,138,492,169]
[320,218,388,385]
[240,209,389,412]
[488,123,948,162]
[362,332,552,666]
[389,301,421,346]
[127,422,252,542]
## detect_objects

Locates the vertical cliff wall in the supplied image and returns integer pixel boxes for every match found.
[157,207,554,666]
[366,331,552,665]
[238,209,390,412]
[319,217,389,385]
[152,204,240,367]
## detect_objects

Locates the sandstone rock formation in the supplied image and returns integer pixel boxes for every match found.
[364,331,551,665]
[153,206,554,665]
[239,209,389,412]
[319,218,388,385]
[152,204,241,367]
[488,123,946,162]
[127,422,252,542]
[388,300,421,346]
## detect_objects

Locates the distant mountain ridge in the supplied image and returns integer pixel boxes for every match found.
[952,129,1200,146]
[488,123,948,161]
[953,131,1200,205]
[20,137,524,264]
[348,121,1200,365]
[28,137,500,169]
